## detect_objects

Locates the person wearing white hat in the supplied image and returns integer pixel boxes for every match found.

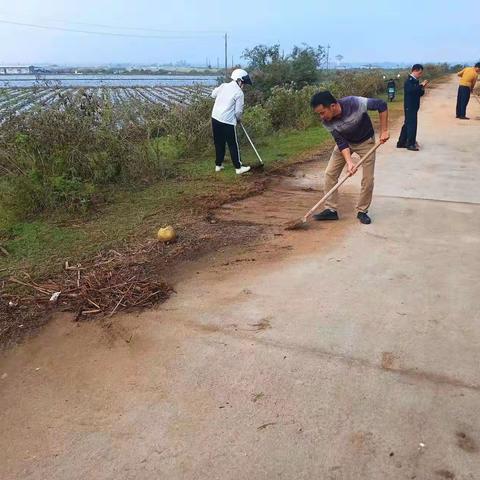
[211,69,252,175]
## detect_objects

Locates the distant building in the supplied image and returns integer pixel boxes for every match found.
[0,65,43,75]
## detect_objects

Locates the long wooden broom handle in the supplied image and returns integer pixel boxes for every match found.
[303,142,382,221]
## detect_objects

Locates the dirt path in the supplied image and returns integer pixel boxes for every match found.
[1,76,480,480]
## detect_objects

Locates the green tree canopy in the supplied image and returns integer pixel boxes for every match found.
[242,43,326,97]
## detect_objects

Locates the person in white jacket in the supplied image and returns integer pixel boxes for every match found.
[211,69,252,175]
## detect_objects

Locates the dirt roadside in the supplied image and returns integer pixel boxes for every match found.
[0,141,334,348]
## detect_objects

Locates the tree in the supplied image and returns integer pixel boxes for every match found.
[242,44,290,97]
[242,44,284,69]
[242,43,326,97]
[290,44,326,88]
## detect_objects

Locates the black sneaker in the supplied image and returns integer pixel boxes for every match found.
[406,145,419,151]
[357,212,371,224]
[313,209,339,221]
[396,142,406,148]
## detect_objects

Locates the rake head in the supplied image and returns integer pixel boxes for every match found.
[249,163,265,172]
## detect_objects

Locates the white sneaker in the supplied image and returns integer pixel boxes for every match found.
[215,165,224,172]
[235,166,251,175]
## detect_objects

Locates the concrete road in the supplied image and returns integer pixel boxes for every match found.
[1,76,479,480]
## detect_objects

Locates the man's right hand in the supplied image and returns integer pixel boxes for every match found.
[347,162,358,176]
[421,80,429,87]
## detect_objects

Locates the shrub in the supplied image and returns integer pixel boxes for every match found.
[160,95,214,156]
[320,71,386,98]
[265,85,317,130]
[264,86,300,130]
[423,63,450,79]
[240,105,273,140]
[0,92,176,223]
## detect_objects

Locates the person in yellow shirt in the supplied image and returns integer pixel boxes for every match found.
[456,62,480,119]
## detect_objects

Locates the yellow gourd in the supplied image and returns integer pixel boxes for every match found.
[157,226,176,242]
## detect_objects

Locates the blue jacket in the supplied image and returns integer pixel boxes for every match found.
[404,75,425,111]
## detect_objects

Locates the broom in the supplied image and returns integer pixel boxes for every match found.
[285,143,381,230]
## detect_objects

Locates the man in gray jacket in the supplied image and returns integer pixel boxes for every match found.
[310,91,390,224]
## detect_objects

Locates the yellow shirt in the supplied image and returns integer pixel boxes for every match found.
[457,67,478,89]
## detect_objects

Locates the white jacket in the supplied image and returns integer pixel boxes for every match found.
[211,81,244,126]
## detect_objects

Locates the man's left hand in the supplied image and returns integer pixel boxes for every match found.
[379,130,390,144]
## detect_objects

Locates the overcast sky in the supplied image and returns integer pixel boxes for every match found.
[0,1,477,66]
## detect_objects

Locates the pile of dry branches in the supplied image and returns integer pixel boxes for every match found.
[1,241,174,341]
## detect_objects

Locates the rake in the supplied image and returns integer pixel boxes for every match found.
[240,123,265,170]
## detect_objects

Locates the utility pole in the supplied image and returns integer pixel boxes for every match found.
[224,33,228,81]
[326,44,331,71]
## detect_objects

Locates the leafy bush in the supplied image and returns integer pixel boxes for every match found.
[264,87,299,130]
[0,91,177,222]
[423,63,451,79]
[160,95,214,156]
[264,85,317,130]
[319,71,386,98]
[240,105,273,140]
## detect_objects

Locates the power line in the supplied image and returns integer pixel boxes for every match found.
[0,19,223,39]
[48,20,224,35]
[0,13,224,35]
[0,10,224,34]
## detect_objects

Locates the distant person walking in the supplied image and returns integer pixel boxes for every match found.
[211,69,252,175]
[397,64,428,151]
[456,62,480,120]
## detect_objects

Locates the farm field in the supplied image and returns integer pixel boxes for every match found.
[0,84,212,113]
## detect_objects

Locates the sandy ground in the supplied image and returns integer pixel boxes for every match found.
[1,76,479,480]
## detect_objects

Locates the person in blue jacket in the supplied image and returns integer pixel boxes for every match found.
[397,64,429,151]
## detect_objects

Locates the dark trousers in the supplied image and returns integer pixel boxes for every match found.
[397,107,418,147]
[456,85,471,118]
[211,118,241,169]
